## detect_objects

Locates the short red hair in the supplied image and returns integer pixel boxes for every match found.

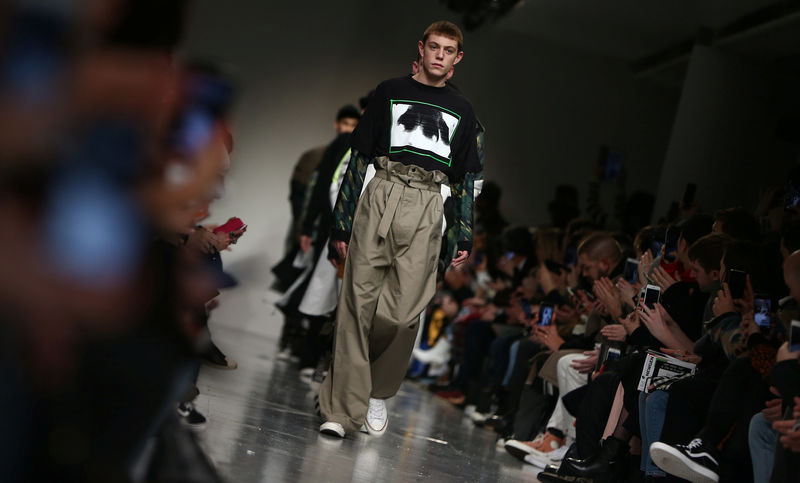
[422,21,464,52]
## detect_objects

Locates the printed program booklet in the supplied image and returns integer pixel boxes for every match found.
[637,350,697,393]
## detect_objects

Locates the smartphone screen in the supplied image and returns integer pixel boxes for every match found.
[644,284,661,309]
[538,304,554,326]
[624,258,639,284]
[754,296,772,328]
[664,227,679,262]
[791,320,800,352]
[474,252,484,266]
[727,269,747,300]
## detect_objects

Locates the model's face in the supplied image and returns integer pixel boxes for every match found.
[417,33,462,79]
[334,117,358,134]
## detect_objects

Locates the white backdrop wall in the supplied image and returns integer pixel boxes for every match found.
[181,1,682,283]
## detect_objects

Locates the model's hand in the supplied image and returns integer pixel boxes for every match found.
[452,250,469,267]
[334,241,348,261]
[299,235,313,253]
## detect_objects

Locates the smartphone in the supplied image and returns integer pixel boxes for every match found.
[521,299,533,320]
[579,288,597,302]
[170,69,234,158]
[727,269,747,300]
[624,258,639,284]
[474,252,484,266]
[663,227,680,262]
[643,284,661,309]
[605,347,622,362]
[651,240,664,258]
[505,251,515,260]
[791,320,800,352]
[753,295,772,328]
[538,303,554,326]
[213,217,245,234]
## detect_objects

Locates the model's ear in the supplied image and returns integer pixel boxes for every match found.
[453,51,464,65]
[418,40,425,59]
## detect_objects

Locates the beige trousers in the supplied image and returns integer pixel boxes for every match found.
[318,157,446,433]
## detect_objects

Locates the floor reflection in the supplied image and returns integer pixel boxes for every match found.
[194,290,537,482]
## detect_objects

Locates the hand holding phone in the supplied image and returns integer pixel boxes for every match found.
[538,303,555,327]
[213,217,245,234]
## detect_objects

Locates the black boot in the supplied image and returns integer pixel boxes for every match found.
[561,436,627,478]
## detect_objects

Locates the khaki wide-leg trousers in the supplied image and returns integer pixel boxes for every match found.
[319,157,446,433]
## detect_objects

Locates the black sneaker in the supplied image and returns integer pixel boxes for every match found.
[178,402,207,430]
[202,341,238,370]
[649,439,719,483]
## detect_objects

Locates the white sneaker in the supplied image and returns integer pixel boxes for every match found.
[319,421,345,438]
[412,338,451,365]
[524,443,570,468]
[299,367,314,384]
[364,398,388,435]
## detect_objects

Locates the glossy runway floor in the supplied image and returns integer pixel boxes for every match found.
[192,280,541,482]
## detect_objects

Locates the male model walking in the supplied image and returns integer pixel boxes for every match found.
[318,21,481,437]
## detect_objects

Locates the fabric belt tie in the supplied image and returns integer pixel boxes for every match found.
[372,157,443,239]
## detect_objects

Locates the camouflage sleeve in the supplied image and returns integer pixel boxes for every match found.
[451,172,475,253]
[330,149,369,243]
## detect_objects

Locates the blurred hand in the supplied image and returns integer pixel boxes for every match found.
[532,323,564,352]
[452,250,469,268]
[773,397,800,451]
[639,251,654,284]
[660,347,702,364]
[229,225,247,244]
[640,303,670,342]
[594,277,622,319]
[186,227,216,254]
[651,265,679,291]
[210,231,232,251]
[616,279,638,305]
[299,235,312,253]
[763,398,783,422]
[777,342,800,362]
[555,305,578,327]
[712,283,735,316]
[600,323,627,342]
[620,311,640,334]
[739,312,759,337]
[570,350,599,375]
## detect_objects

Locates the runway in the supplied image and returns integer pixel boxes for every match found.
[193,283,540,482]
